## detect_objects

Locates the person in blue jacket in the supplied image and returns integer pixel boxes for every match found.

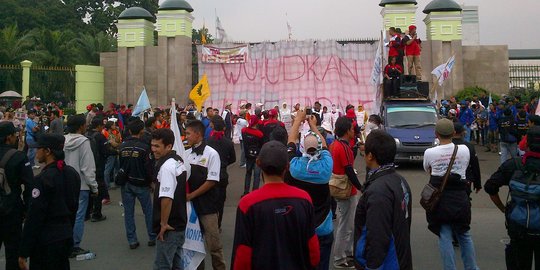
[459,101,475,142]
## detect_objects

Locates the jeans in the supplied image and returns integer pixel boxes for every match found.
[333,194,359,265]
[0,210,22,270]
[439,225,479,270]
[153,230,185,270]
[73,190,90,248]
[239,140,246,166]
[216,184,227,229]
[244,158,261,194]
[26,139,36,166]
[464,125,472,142]
[104,155,119,188]
[318,233,334,270]
[121,183,156,245]
[197,213,226,270]
[500,142,518,164]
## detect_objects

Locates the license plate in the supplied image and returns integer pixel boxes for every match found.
[409,155,423,161]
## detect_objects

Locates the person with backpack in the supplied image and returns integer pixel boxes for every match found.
[498,108,519,164]
[0,122,33,270]
[485,126,540,269]
[18,134,81,270]
[241,117,264,196]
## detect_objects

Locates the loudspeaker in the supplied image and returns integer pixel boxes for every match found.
[417,82,429,96]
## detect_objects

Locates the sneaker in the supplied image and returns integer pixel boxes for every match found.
[240,164,246,168]
[148,240,156,247]
[91,215,107,222]
[101,199,111,205]
[129,242,140,249]
[334,261,355,269]
[32,165,41,169]
[70,247,89,258]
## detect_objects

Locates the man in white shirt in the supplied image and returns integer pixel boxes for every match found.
[422,118,479,270]
[236,111,249,167]
[280,102,292,131]
[150,128,188,270]
[185,120,226,270]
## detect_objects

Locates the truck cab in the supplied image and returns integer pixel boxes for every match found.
[380,77,439,163]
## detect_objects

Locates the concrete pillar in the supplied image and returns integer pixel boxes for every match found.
[20,60,32,99]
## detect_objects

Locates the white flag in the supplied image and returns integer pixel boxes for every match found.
[370,39,383,86]
[181,202,206,270]
[216,16,228,42]
[431,55,456,86]
[170,99,190,178]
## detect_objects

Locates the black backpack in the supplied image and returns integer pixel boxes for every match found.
[0,149,18,216]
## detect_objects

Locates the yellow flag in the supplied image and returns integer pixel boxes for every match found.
[189,74,211,112]
[201,25,207,44]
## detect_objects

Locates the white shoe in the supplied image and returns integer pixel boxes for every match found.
[32,165,40,169]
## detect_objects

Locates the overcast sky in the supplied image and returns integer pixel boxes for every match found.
[160,0,540,49]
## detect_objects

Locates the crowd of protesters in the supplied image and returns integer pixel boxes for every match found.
[1,89,540,270]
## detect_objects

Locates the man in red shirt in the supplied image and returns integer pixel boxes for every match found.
[402,25,423,81]
[330,116,363,269]
[388,27,401,65]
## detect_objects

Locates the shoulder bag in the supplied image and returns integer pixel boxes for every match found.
[420,145,458,212]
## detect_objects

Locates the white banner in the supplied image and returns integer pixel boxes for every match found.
[202,45,248,64]
[181,202,206,270]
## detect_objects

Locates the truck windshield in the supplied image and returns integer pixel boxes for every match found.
[387,106,438,128]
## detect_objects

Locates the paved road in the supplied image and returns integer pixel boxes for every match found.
[1,144,510,270]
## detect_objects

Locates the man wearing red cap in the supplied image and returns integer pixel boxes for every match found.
[402,25,423,81]
[261,108,285,144]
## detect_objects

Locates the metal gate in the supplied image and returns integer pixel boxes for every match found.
[509,65,540,89]
[30,65,75,103]
[0,65,23,93]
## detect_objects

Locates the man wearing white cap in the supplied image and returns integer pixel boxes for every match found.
[280,102,292,131]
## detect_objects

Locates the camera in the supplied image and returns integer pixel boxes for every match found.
[305,107,312,115]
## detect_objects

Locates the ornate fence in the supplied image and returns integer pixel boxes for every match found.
[509,65,540,89]
[0,64,23,93]
[29,65,76,103]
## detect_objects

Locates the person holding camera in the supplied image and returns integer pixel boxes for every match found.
[402,25,423,81]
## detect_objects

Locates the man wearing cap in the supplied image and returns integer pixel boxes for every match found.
[401,25,422,81]
[18,134,81,270]
[286,109,334,270]
[261,109,286,144]
[25,110,40,168]
[423,119,479,270]
[453,122,482,195]
[64,114,98,257]
[231,141,320,270]
[221,103,233,139]
[485,126,540,269]
[0,122,33,270]
[280,102,292,131]
[241,116,264,196]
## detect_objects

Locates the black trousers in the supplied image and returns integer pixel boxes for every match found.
[0,210,23,270]
[508,237,540,270]
[30,238,72,270]
[87,178,108,219]
[216,183,228,229]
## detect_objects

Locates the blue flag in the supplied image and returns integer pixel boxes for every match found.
[488,93,492,105]
[132,88,151,117]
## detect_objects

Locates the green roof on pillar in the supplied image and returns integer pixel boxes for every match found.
[118,7,155,21]
[159,0,194,12]
[423,0,463,14]
[379,0,418,7]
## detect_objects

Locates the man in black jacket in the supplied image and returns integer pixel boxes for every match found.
[498,108,518,164]
[119,119,156,249]
[206,116,236,229]
[18,134,81,270]
[453,123,482,194]
[354,130,412,270]
[85,117,110,222]
[0,122,33,270]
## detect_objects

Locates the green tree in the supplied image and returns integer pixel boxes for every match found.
[0,25,34,64]
[192,28,214,86]
[73,32,117,65]
[29,29,77,66]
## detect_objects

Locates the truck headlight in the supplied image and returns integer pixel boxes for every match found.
[433,138,440,146]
